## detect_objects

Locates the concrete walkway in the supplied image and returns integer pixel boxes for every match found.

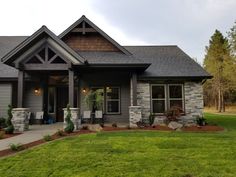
[0,123,63,151]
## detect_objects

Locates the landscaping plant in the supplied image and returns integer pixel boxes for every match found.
[56,129,64,136]
[196,116,207,126]
[9,143,23,151]
[0,131,4,139]
[149,113,155,126]
[5,105,14,134]
[43,134,52,141]
[165,106,182,122]
[64,104,74,133]
[0,117,6,129]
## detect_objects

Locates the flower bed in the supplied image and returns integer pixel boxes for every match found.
[0,130,21,140]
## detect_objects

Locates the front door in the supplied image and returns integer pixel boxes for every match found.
[56,87,68,122]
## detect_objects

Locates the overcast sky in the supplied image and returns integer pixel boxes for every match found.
[0,0,235,64]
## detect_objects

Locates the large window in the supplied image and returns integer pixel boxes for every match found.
[151,84,184,114]
[106,87,120,114]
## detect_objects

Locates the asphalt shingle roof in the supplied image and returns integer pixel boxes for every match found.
[0,37,211,79]
[125,46,211,78]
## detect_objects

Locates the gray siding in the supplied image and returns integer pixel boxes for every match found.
[0,84,12,118]
[80,72,130,123]
[23,82,43,118]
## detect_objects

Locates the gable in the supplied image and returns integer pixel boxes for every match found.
[60,16,131,55]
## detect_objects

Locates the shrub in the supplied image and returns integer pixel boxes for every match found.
[0,117,6,129]
[112,123,117,128]
[43,134,52,141]
[56,129,64,136]
[64,104,75,133]
[196,116,207,126]
[9,143,23,151]
[5,105,14,134]
[149,113,155,126]
[165,106,182,122]
[0,131,4,139]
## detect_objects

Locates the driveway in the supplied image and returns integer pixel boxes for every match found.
[0,123,63,151]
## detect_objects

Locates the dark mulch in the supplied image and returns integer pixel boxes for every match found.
[182,125,224,132]
[0,130,21,140]
[102,125,172,131]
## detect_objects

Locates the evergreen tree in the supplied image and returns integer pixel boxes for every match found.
[203,30,232,112]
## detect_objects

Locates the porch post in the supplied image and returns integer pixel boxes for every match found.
[69,69,74,107]
[17,70,24,107]
[131,72,137,106]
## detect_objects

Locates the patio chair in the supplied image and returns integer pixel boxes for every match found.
[95,110,104,124]
[83,111,91,123]
[35,111,44,124]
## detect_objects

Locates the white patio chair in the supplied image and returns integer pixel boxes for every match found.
[95,110,104,123]
[35,111,44,124]
[83,111,91,123]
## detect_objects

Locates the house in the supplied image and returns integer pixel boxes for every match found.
[0,15,211,131]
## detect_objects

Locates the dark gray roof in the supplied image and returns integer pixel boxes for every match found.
[125,46,211,78]
[0,36,28,78]
[0,36,211,79]
[79,52,148,64]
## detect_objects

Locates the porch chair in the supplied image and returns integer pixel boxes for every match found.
[83,111,91,123]
[35,111,44,124]
[95,110,104,124]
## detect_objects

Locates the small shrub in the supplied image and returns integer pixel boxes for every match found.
[5,105,14,134]
[112,123,117,127]
[56,129,64,136]
[165,106,182,122]
[99,123,104,128]
[0,131,4,139]
[196,116,207,126]
[82,125,88,130]
[149,113,155,126]
[9,143,23,151]
[43,134,52,141]
[0,117,6,129]
[64,104,74,133]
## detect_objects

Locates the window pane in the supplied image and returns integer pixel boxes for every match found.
[106,87,119,99]
[170,100,183,110]
[153,100,165,113]
[169,85,182,98]
[152,86,165,99]
[107,101,119,113]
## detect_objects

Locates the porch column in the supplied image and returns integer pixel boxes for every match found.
[17,70,24,107]
[68,69,74,107]
[131,72,137,106]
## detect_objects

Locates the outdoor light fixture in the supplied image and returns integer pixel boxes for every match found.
[34,88,40,96]
[82,88,86,93]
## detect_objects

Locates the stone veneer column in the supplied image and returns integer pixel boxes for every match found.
[12,108,30,132]
[137,82,151,123]
[184,82,204,124]
[63,108,80,130]
[129,106,142,127]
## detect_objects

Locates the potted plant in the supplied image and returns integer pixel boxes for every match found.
[84,89,104,112]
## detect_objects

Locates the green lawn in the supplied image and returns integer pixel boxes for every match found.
[0,113,236,177]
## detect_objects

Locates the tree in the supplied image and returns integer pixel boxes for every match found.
[228,21,236,55]
[203,30,232,112]
[64,104,74,133]
[4,105,14,134]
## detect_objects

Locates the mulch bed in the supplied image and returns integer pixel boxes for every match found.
[0,130,21,140]
[182,125,224,132]
[0,125,224,158]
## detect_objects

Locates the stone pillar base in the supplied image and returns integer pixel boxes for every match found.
[12,108,30,132]
[63,108,80,130]
[129,106,142,128]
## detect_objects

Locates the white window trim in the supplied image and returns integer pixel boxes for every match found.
[151,84,167,114]
[106,87,121,114]
[151,84,184,114]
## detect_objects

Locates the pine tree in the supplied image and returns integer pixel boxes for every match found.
[203,30,232,112]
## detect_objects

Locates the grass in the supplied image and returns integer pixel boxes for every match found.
[0,113,236,177]
[204,105,236,114]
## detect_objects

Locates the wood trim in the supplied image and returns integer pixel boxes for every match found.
[24,64,69,70]
[69,70,74,107]
[131,73,137,106]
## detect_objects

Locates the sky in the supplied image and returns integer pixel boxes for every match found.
[0,0,235,64]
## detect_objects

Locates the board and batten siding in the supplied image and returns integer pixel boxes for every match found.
[0,84,12,118]
[23,82,43,118]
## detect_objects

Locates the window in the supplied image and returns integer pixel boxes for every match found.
[106,87,120,114]
[151,84,184,114]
